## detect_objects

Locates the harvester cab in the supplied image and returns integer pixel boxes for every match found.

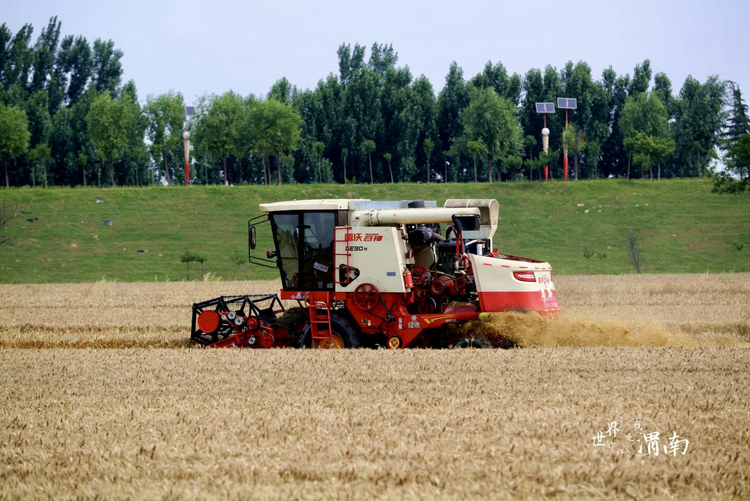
[191,199,560,349]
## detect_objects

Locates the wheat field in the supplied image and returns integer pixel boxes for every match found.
[1,274,747,349]
[1,274,749,499]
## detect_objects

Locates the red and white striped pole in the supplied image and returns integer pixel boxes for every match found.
[543,114,549,182]
[183,130,190,186]
[563,109,569,181]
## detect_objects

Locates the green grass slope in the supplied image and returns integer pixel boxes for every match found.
[0,179,747,283]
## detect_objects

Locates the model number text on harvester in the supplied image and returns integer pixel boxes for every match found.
[346,232,382,251]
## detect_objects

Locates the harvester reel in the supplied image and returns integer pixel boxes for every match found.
[354,283,380,311]
[190,294,284,347]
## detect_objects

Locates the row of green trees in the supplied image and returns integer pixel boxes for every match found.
[1,18,748,188]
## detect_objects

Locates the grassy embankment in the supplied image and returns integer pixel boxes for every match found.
[0,179,747,283]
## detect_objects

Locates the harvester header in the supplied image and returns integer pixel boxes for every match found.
[192,198,559,349]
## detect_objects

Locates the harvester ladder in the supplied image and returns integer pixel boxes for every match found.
[333,226,352,285]
[308,292,333,340]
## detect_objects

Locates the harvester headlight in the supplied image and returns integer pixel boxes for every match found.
[227,311,237,320]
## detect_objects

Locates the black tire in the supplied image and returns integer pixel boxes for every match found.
[453,338,486,349]
[298,313,360,349]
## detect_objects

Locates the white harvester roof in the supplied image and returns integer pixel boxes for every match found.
[259,199,367,212]
[258,198,499,241]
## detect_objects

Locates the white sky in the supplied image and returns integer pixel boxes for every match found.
[2,0,748,105]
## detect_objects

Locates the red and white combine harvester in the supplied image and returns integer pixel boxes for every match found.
[191,199,560,349]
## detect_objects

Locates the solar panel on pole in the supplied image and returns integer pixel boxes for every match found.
[555,98,578,181]
[556,98,578,110]
[535,102,556,114]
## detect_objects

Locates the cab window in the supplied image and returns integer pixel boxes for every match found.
[272,213,299,289]
[300,212,335,290]
[270,211,336,291]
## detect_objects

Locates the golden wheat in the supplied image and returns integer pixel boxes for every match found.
[0,274,748,498]
[0,274,747,348]
[0,348,748,499]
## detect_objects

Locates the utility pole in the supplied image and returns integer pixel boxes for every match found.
[557,98,578,181]
[183,106,195,186]
[535,102,556,181]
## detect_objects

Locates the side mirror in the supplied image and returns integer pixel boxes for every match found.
[249,225,257,250]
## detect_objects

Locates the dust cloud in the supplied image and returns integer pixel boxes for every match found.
[462,312,702,348]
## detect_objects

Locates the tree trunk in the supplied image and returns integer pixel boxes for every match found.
[3,156,8,188]
[204,163,208,185]
[444,162,448,183]
[426,159,429,183]
[276,151,282,185]
[163,151,170,185]
[388,160,393,183]
[627,154,631,179]
[368,154,373,184]
[97,166,101,187]
[83,163,87,187]
[31,164,36,187]
[318,158,322,183]
[43,164,48,188]
[487,153,493,183]
[574,153,579,180]
[343,156,347,184]
[222,152,228,185]
[108,163,115,186]
[473,156,478,183]
[649,164,653,180]
[658,164,661,180]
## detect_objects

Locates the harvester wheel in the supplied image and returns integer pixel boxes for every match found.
[314,334,345,349]
[453,338,486,349]
[299,314,360,349]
